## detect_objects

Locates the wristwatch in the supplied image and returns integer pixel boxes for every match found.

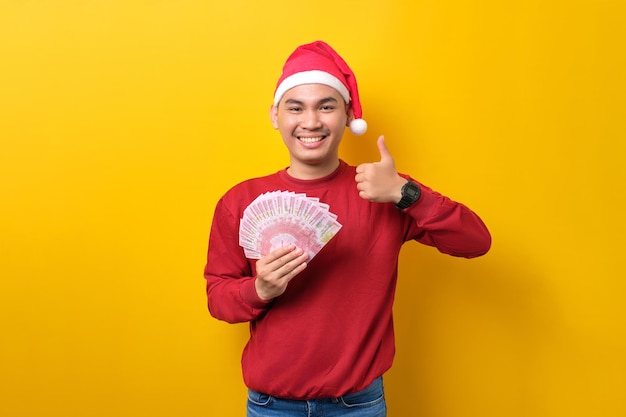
[395,180,421,210]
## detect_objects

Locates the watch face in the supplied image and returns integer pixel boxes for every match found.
[397,182,421,209]
[406,186,420,199]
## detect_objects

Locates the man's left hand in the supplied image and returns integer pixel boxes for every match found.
[355,136,407,203]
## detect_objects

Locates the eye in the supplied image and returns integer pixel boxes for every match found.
[287,106,302,112]
[320,105,336,111]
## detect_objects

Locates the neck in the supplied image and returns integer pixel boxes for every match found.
[287,159,340,180]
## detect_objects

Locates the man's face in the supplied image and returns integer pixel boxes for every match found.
[270,83,351,177]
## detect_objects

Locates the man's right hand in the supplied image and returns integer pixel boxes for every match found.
[254,244,309,301]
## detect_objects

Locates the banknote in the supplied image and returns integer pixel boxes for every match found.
[239,191,342,259]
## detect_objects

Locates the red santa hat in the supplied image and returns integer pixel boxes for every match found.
[273,41,367,136]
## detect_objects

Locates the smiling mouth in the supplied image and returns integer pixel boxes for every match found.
[297,136,326,143]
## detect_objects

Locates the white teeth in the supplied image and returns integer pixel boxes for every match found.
[298,136,324,143]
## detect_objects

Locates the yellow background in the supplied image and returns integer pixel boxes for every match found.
[1,1,624,416]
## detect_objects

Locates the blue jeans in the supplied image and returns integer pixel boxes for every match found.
[246,377,386,417]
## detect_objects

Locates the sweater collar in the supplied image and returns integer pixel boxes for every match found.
[277,160,347,189]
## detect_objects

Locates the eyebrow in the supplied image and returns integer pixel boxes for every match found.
[283,96,340,106]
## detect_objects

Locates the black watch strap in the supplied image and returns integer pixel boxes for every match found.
[395,180,421,210]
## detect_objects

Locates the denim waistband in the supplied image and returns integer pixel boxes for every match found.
[248,376,384,403]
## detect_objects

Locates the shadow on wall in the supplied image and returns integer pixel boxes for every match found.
[386,241,561,417]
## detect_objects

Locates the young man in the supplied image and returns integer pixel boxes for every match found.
[204,41,491,417]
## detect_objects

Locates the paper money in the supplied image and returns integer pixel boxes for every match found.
[239,191,342,260]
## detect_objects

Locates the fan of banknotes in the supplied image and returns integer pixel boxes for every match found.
[239,191,342,260]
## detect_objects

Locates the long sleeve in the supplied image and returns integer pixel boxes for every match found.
[204,198,271,324]
[403,179,492,258]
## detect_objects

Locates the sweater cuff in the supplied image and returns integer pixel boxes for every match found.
[240,277,273,310]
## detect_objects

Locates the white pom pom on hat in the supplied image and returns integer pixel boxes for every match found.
[274,41,367,136]
[349,118,367,136]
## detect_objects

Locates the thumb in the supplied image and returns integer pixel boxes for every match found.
[377,136,393,164]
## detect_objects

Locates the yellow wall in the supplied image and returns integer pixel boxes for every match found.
[1,1,624,416]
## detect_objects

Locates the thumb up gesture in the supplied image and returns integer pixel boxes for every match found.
[355,136,408,203]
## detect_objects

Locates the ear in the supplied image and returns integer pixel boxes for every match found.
[269,104,279,129]
[346,102,354,127]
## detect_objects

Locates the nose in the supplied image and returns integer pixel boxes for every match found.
[299,109,322,130]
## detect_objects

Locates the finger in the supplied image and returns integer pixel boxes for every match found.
[285,250,309,269]
[290,260,308,276]
[276,246,305,266]
[258,246,304,278]
[356,163,372,175]
[261,245,299,271]
[265,244,297,262]
[279,251,309,279]
[377,136,393,164]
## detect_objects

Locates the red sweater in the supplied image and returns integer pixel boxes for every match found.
[204,160,490,399]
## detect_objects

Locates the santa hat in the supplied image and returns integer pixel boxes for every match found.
[273,41,367,136]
